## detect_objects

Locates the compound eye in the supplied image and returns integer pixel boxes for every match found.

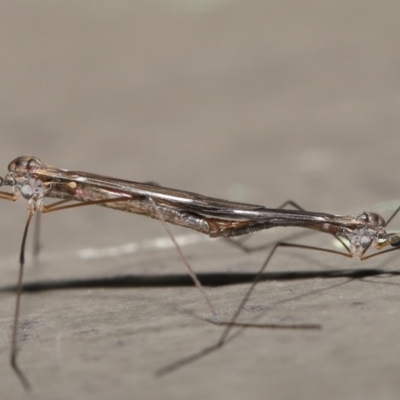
[27,158,40,170]
[7,156,42,175]
[357,212,385,226]
[8,156,29,172]
[357,212,369,222]
[390,235,400,247]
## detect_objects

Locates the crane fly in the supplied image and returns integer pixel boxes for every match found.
[1,155,400,389]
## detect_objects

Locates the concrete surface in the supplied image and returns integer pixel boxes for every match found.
[1,1,400,399]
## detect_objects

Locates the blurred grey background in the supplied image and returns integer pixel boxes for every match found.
[1,1,400,399]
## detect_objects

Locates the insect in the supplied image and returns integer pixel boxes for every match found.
[1,155,400,389]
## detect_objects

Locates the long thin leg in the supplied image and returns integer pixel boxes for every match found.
[9,196,144,388]
[361,246,400,260]
[11,211,34,390]
[217,242,352,346]
[41,195,219,320]
[147,196,219,322]
[384,204,400,227]
[277,200,306,210]
[32,213,41,265]
[156,241,351,376]
[43,199,74,210]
